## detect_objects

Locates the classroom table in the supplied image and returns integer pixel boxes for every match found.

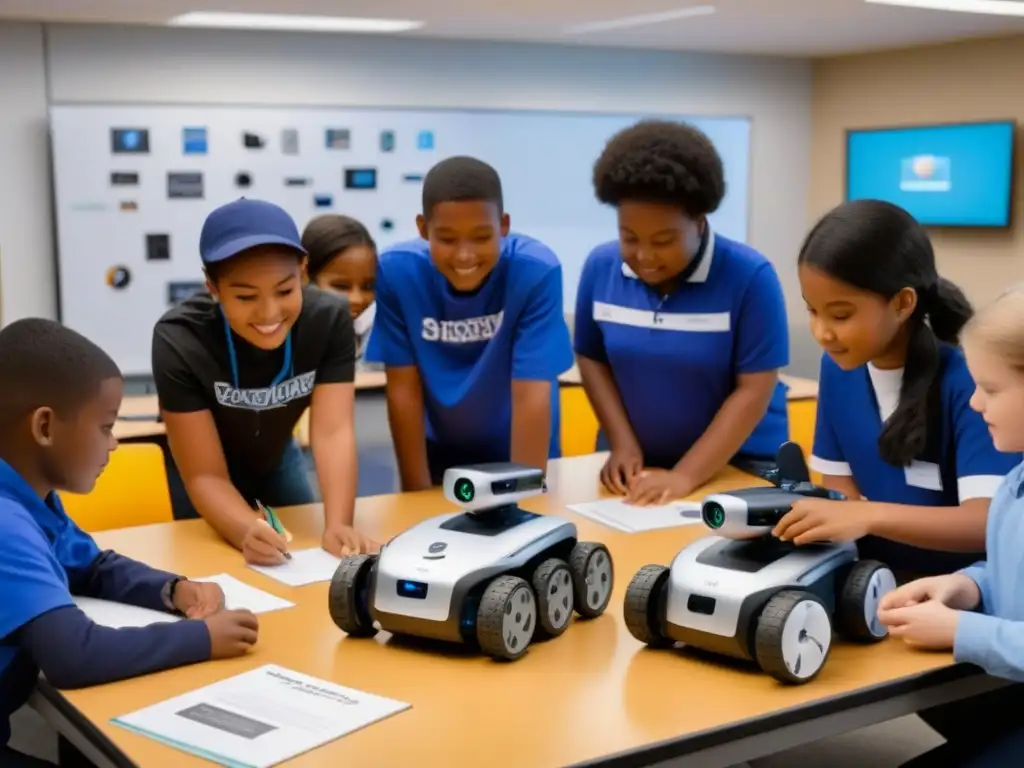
[114,369,819,441]
[30,453,999,768]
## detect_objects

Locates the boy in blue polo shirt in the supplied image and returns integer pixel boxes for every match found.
[574,119,789,505]
[365,156,574,490]
[0,319,258,766]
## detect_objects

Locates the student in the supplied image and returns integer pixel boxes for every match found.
[773,199,1020,580]
[365,156,574,490]
[152,198,376,564]
[0,319,258,766]
[301,214,378,364]
[574,119,790,505]
[878,285,1024,766]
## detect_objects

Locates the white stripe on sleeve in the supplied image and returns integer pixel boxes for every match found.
[957,474,1006,501]
[809,455,853,476]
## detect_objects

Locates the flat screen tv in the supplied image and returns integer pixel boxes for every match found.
[845,120,1016,228]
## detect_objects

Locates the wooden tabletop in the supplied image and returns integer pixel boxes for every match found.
[55,453,955,768]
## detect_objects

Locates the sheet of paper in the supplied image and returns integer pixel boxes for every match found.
[199,574,295,614]
[74,597,181,629]
[567,498,703,533]
[248,548,342,587]
[112,664,411,768]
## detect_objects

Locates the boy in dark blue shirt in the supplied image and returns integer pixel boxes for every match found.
[0,319,259,765]
[365,156,574,490]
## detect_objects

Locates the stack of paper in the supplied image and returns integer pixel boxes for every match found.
[249,548,342,587]
[75,573,295,628]
[112,664,411,767]
[567,498,703,533]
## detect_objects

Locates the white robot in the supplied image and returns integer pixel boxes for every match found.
[328,463,614,661]
[623,443,897,685]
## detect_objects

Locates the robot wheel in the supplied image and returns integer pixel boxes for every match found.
[327,553,379,638]
[569,542,614,619]
[623,564,674,648]
[531,558,575,640]
[755,589,833,685]
[836,560,897,643]
[476,575,537,661]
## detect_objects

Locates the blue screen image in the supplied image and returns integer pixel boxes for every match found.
[846,121,1015,227]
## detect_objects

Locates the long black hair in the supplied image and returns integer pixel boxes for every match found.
[799,199,973,467]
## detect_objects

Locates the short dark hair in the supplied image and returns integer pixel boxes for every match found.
[0,318,121,428]
[422,156,503,218]
[799,199,973,467]
[592,119,726,218]
[301,215,377,280]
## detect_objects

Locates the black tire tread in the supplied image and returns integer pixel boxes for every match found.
[328,554,378,638]
[837,559,891,643]
[475,575,534,661]
[754,589,829,685]
[569,542,614,618]
[531,558,574,641]
[623,564,673,648]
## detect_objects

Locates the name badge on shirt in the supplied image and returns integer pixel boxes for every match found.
[592,301,730,332]
[904,460,943,492]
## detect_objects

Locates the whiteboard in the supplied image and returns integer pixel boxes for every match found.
[49,104,751,377]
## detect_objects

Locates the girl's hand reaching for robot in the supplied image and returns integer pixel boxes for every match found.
[772,499,876,544]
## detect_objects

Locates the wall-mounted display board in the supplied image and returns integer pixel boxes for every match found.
[49,104,750,377]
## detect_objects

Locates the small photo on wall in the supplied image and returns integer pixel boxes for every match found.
[111,128,150,154]
[326,128,350,150]
[182,127,208,155]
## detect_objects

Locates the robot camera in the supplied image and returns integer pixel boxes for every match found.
[700,488,802,540]
[443,463,547,513]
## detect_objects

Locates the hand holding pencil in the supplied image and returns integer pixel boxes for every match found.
[239,500,292,565]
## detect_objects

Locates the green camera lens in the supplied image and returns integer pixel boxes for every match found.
[454,478,475,503]
[703,501,726,529]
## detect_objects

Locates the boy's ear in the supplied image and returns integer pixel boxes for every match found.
[29,407,56,448]
[500,213,511,238]
[416,214,428,241]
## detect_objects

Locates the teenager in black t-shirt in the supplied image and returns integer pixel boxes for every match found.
[152,198,377,564]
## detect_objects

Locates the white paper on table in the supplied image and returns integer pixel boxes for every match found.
[74,597,181,629]
[198,574,295,614]
[248,548,342,587]
[567,498,703,533]
[112,664,411,768]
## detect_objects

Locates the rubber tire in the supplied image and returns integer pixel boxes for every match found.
[754,590,832,685]
[836,560,896,643]
[475,575,536,661]
[569,542,614,618]
[531,558,575,640]
[328,553,378,638]
[623,564,674,648]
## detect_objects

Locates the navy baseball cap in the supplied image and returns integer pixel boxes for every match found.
[199,197,307,264]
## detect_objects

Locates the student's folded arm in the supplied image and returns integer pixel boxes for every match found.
[572,256,641,453]
[20,606,210,690]
[310,302,359,527]
[510,267,576,469]
[67,549,180,613]
[365,264,431,491]
[674,262,789,487]
[954,612,1024,683]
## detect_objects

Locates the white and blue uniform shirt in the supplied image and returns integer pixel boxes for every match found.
[573,229,790,468]
[365,233,574,470]
[810,344,1020,575]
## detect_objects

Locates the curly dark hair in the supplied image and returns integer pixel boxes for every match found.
[592,119,726,218]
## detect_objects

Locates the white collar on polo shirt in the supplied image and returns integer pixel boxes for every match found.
[621,227,716,284]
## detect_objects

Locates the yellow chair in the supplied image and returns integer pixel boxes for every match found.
[560,385,600,458]
[60,442,173,532]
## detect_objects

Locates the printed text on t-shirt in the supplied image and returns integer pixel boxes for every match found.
[421,311,503,344]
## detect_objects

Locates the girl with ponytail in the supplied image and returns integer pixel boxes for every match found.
[772,199,1020,580]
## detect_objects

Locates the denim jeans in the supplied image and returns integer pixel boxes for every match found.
[165,438,316,520]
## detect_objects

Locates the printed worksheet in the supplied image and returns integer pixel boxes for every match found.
[74,574,295,627]
[112,664,411,767]
[249,548,342,587]
[567,498,703,533]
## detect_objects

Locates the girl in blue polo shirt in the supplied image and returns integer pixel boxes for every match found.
[773,199,1019,574]
[574,119,790,505]
[364,156,574,490]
